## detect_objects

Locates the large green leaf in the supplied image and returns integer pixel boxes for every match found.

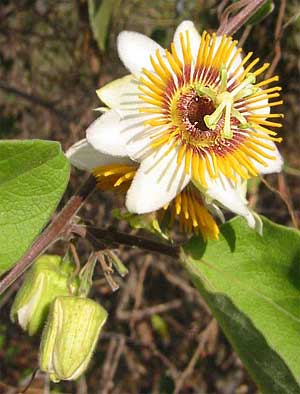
[182,217,300,394]
[0,140,70,275]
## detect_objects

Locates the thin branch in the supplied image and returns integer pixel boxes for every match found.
[0,175,96,296]
[98,336,126,394]
[217,0,266,36]
[261,175,299,229]
[117,299,183,321]
[174,319,218,394]
[72,224,181,259]
[265,0,286,78]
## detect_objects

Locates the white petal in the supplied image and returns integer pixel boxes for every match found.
[96,74,140,110]
[173,20,201,62]
[117,31,164,77]
[126,145,190,213]
[86,110,128,157]
[252,139,283,175]
[195,175,256,228]
[66,139,133,171]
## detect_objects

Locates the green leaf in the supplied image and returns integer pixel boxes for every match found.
[0,140,70,276]
[182,217,300,394]
[88,0,116,52]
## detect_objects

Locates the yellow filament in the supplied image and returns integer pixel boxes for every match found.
[255,75,279,87]
[150,56,169,82]
[175,193,182,215]
[227,46,242,74]
[113,171,135,187]
[233,150,258,176]
[251,123,278,136]
[182,31,192,65]
[142,69,165,89]
[248,113,283,119]
[237,57,260,82]
[139,107,163,114]
[204,33,217,70]
[252,62,270,77]
[247,137,277,150]
[139,85,164,102]
[139,95,163,107]
[220,39,237,70]
[226,154,249,180]
[156,49,172,76]
[177,143,186,166]
[166,49,182,76]
[144,118,168,127]
[251,119,282,128]
[248,131,282,142]
[181,190,189,219]
[243,142,274,161]
[151,133,171,148]
[185,148,192,174]
[231,51,253,80]
[195,31,207,69]
[170,42,183,69]
[204,153,215,178]
[251,86,282,97]
[201,34,211,70]
[248,100,283,111]
[240,92,280,107]
[139,78,163,96]
[210,35,226,71]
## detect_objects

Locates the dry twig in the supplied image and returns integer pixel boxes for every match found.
[265,0,287,78]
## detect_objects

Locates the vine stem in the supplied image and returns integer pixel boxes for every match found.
[217,0,266,36]
[72,225,180,258]
[0,175,96,296]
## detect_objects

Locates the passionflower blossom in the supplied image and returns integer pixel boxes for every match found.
[67,20,284,239]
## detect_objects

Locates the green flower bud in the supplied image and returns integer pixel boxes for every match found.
[10,255,75,336]
[39,296,107,382]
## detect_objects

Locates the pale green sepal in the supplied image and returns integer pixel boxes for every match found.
[10,255,75,336]
[40,296,108,382]
[96,74,135,109]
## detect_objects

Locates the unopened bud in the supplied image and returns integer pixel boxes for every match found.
[39,296,107,382]
[10,255,75,336]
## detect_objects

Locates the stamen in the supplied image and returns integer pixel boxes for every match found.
[177,144,186,166]
[247,100,283,111]
[255,75,279,87]
[185,148,192,174]
[237,58,260,82]
[230,51,253,81]
[252,63,270,77]
[142,69,165,88]
[166,49,182,77]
